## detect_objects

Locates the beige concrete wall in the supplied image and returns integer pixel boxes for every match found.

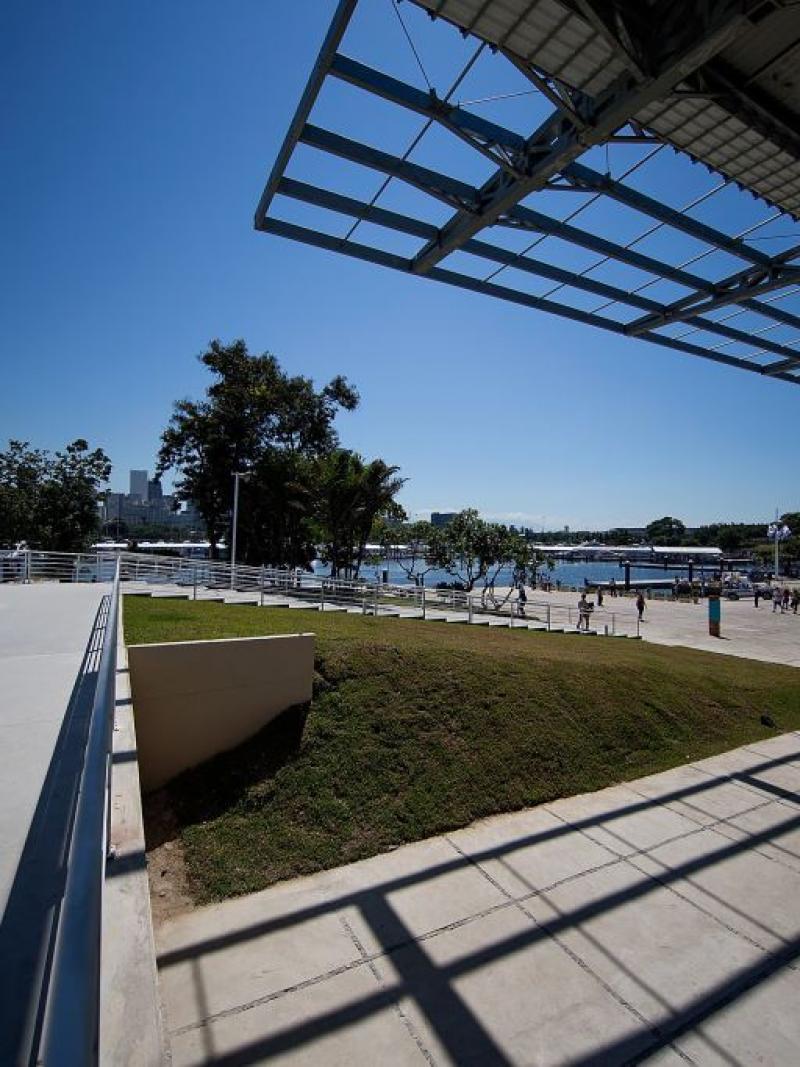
[128,633,314,791]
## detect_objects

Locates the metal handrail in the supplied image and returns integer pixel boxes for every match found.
[39,559,121,1067]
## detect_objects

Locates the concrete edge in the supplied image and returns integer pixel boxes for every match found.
[101,596,169,1065]
[126,631,315,652]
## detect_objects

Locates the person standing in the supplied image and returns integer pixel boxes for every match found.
[772,586,782,613]
[636,592,646,622]
[597,586,604,607]
[577,592,591,631]
[791,588,800,614]
[782,587,791,613]
[517,580,527,617]
[753,585,760,608]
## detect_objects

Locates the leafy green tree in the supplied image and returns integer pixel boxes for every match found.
[429,509,531,595]
[158,339,359,561]
[314,451,405,578]
[0,438,110,550]
[645,515,686,546]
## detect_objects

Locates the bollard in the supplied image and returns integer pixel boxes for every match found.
[708,593,721,638]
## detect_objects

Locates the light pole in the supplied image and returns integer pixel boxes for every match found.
[768,513,791,580]
[231,471,251,588]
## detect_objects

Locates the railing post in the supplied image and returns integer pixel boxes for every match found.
[362,589,367,615]
[193,565,198,601]
[373,583,378,617]
[320,578,325,612]
[25,549,32,584]
[422,585,427,619]
[468,596,473,625]
[612,613,616,636]
[260,566,265,607]
[547,604,551,632]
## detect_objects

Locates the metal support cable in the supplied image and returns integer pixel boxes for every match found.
[389,0,432,91]
[591,209,785,319]
[538,178,729,305]
[340,41,485,247]
[481,143,665,284]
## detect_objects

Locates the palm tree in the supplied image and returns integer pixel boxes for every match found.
[315,451,404,578]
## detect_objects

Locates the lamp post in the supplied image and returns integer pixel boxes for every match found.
[768,514,791,580]
[231,471,251,589]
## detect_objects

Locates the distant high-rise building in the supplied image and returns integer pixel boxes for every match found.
[129,469,148,501]
[147,478,163,502]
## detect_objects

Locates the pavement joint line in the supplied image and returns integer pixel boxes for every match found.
[699,817,800,879]
[688,759,800,813]
[541,800,799,967]
[165,848,640,1039]
[742,742,800,768]
[443,835,698,1065]
[339,915,439,1067]
[163,792,800,1042]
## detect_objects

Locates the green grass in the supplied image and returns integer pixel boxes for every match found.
[125,596,800,903]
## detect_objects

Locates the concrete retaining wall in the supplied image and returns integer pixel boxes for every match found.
[128,633,314,791]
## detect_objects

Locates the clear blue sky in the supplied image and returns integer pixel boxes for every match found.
[3,0,798,529]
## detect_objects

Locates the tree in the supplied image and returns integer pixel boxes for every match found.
[314,451,405,578]
[158,339,359,561]
[374,519,443,586]
[645,515,686,546]
[0,438,111,550]
[428,509,531,596]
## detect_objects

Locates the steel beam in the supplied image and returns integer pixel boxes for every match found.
[275,177,800,364]
[331,55,771,267]
[628,263,800,334]
[329,54,527,175]
[259,216,800,385]
[293,123,800,336]
[563,162,771,266]
[409,8,749,274]
[297,124,480,212]
[253,0,357,228]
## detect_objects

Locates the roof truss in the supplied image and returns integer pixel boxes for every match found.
[254,0,800,385]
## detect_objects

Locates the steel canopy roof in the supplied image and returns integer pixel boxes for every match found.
[254,0,800,385]
[413,0,800,217]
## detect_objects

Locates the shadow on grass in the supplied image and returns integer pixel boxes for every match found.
[143,702,310,850]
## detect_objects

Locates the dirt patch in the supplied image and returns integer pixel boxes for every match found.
[143,789,194,925]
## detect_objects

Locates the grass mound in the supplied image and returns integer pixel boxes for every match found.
[125,597,800,903]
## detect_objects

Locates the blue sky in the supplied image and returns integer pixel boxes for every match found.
[3,0,799,529]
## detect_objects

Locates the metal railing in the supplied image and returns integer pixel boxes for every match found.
[1,549,642,637]
[38,559,121,1066]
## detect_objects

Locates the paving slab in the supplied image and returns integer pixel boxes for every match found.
[157,733,800,1066]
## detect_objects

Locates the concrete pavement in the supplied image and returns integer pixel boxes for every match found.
[157,731,800,1066]
[0,580,110,1063]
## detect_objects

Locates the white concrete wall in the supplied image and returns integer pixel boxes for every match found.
[128,633,314,792]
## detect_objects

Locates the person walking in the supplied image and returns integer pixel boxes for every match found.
[782,587,791,613]
[636,592,646,622]
[753,585,760,608]
[791,588,800,615]
[597,586,604,607]
[772,586,782,613]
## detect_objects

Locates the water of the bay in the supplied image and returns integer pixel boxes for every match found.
[312,558,715,588]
